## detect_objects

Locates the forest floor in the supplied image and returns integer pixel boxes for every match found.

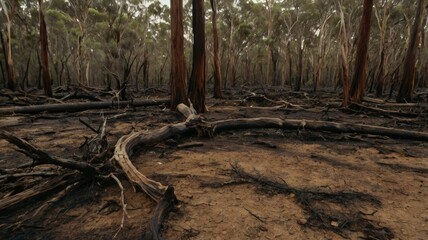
[0,87,427,240]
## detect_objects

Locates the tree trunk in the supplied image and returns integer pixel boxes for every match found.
[38,0,53,97]
[374,1,389,97]
[375,50,385,97]
[295,37,303,91]
[170,0,188,110]
[349,0,373,103]
[338,1,351,106]
[0,30,8,88]
[0,0,15,91]
[265,0,273,85]
[188,0,206,113]
[396,0,425,103]
[210,0,222,98]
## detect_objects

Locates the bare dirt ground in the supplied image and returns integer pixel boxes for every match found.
[0,89,427,240]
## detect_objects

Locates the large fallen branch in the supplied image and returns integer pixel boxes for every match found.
[115,104,428,201]
[0,130,97,175]
[0,98,169,114]
[211,118,428,141]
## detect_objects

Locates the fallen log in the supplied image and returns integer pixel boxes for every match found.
[211,118,428,141]
[0,98,169,114]
[349,103,424,118]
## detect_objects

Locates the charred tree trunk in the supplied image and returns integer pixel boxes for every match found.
[0,60,5,88]
[39,0,53,97]
[349,0,373,103]
[396,0,425,103]
[0,29,8,88]
[210,0,222,98]
[170,0,188,110]
[188,0,206,113]
[295,37,303,91]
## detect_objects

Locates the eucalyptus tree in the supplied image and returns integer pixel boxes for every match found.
[312,0,335,92]
[69,0,94,86]
[373,0,392,97]
[349,0,374,103]
[210,0,222,98]
[38,0,52,96]
[188,0,206,113]
[170,0,188,110]
[0,0,18,91]
[397,0,425,102]
[45,4,74,87]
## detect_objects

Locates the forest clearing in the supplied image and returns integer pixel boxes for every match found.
[1,0,428,240]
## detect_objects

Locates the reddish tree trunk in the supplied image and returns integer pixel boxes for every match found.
[170,0,188,110]
[396,0,425,103]
[39,0,52,97]
[210,0,222,98]
[349,0,373,103]
[188,0,206,113]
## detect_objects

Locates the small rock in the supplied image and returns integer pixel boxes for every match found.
[331,221,339,227]
[297,218,307,225]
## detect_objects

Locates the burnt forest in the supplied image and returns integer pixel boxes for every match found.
[0,0,427,239]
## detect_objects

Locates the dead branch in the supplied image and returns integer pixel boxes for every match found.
[110,174,129,238]
[0,130,97,175]
[349,103,424,118]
